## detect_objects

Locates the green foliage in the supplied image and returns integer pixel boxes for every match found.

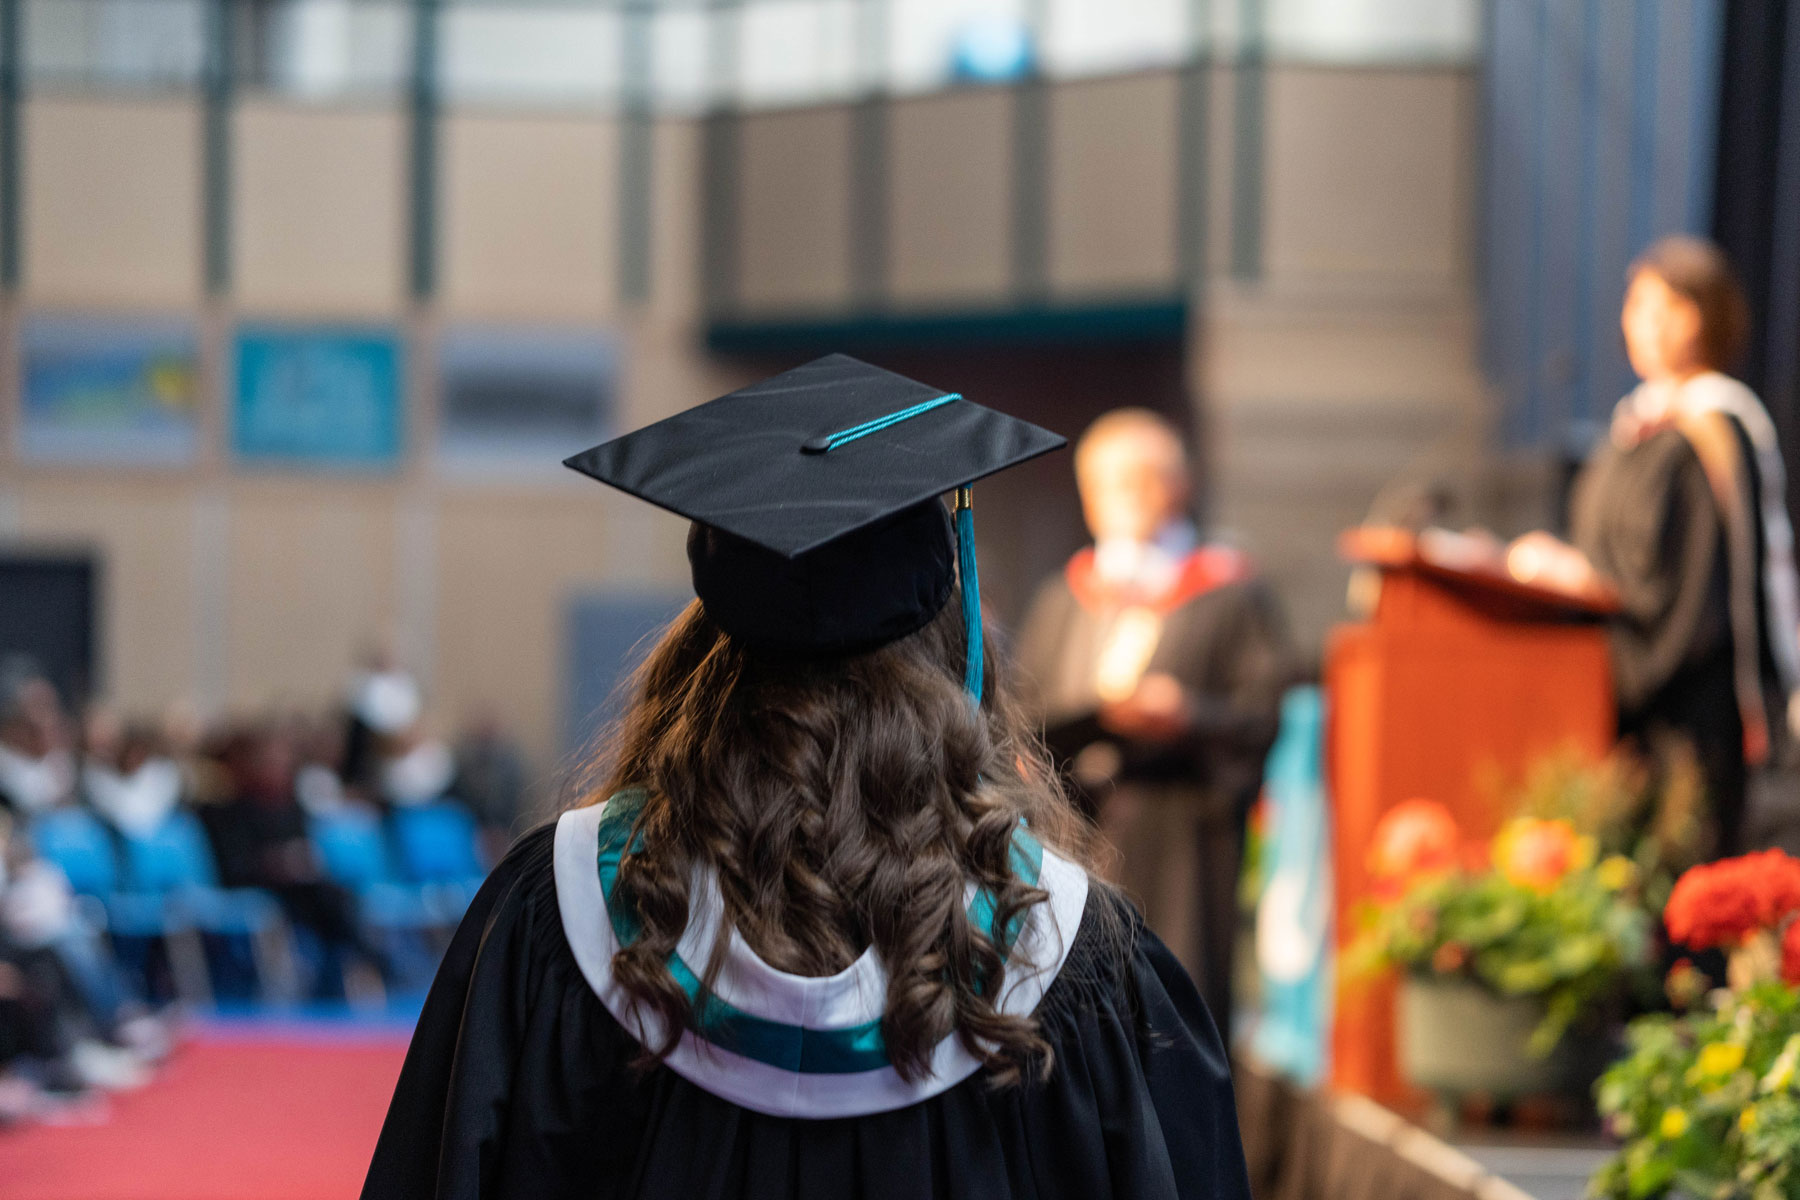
[1351,858,1655,1056]
[1592,985,1800,1200]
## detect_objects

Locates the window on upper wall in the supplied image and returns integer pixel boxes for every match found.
[238,0,412,100]
[1040,0,1186,80]
[735,0,859,109]
[24,0,207,91]
[438,1,622,108]
[1265,0,1480,65]
[651,5,711,114]
[886,0,1028,95]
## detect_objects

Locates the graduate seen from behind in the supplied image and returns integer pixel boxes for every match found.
[361,356,1250,1200]
[1509,237,1800,857]
[1015,408,1293,1043]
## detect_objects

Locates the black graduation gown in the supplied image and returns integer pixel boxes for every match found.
[1012,570,1291,1037]
[1570,422,1769,852]
[361,823,1250,1200]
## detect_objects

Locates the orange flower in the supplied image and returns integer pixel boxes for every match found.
[1368,799,1460,896]
[1493,818,1595,893]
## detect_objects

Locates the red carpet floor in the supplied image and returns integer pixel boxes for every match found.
[0,1029,408,1200]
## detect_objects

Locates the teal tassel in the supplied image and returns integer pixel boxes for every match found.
[955,488,983,704]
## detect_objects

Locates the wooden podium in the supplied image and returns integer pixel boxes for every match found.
[1326,528,1618,1105]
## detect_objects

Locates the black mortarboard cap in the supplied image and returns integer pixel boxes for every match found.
[563,353,1064,668]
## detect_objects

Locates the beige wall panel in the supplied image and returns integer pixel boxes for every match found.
[225,483,399,709]
[434,490,688,768]
[1048,73,1180,296]
[1263,67,1475,285]
[234,104,406,315]
[12,482,199,712]
[442,114,616,319]
[650,119,703,320]
[737,108,853,313]
[23,98,203,305]
[888,90,1012,306]
[617,318,758,430]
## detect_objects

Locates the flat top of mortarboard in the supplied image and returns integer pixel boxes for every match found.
[562,353,1066,559]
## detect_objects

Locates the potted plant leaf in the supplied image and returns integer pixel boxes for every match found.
[1350,798,1656,1101]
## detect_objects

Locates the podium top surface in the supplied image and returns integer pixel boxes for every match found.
[1340,526,1621,618]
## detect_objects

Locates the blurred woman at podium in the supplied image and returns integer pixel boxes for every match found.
[1510,236,1800,856]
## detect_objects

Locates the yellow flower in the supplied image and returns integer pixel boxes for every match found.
[1596,855,1637,891]
[1660,1107,1691,1139]
[1740,1106,1759,1135]
[1493,818,1589,892]
[1699,1042,1748,1079]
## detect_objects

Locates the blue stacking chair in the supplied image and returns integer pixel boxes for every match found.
[390,803,488,921]
[309,807,439,930]
[30,807,120,897]
[29,806,168,940]
[118,811,297,1005]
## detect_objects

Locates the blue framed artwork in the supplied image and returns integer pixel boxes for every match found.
[233,326,403,467]
[20,315,200,464]
[438,325,617,474]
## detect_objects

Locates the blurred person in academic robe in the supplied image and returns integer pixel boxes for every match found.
[203,724,388,999]
[0,674,75,821]
[1015,408,1295,1041]
[1509,237,1800,858]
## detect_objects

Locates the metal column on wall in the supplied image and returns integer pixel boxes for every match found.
[700,0,741,316]
[1178,0,1213,287]
[0,0,20,290]
[202,0,234,294]
[619,0,654,306]
[847,0,888,309]
[1227,0,1263,282]
[408,0,440,300]
[1010,0,1049,302]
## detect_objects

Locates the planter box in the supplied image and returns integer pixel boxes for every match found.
[1397,977,1564,1099]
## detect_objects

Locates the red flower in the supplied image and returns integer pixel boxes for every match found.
[1665,850,1800,950]
[1784,922,1800,988]
[1368,799,1459,897]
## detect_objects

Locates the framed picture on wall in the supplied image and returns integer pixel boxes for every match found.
[438,325,617,475]
[19,315,200,464]
[233,326,404,467]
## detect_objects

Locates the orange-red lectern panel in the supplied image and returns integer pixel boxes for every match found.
[1326,529,1616,1106]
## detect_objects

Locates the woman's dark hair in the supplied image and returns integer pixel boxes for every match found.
[581,593,1097,1085]
[1630,235,1751,371]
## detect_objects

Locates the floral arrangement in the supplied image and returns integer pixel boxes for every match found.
[1351,798,1656,1055]
[1592,849,1800,1200]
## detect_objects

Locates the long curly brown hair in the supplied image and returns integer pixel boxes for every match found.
[581,593,1096,1085]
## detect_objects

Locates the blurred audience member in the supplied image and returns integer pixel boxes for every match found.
[342,646,423,800]
[0,816,163,1103]
[453,709,529,858]
[379,726,455,810]
[294,718,354,818]
[1016,408,1294,1043]
[82,722,184,840]
[0,675,76,819]
[203,727,387,1000]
